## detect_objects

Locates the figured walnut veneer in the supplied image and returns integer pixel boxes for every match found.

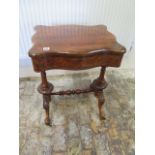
[28,25,126,126]
[29,25,125,71]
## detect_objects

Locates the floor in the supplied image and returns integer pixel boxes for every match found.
[19,69,135,155]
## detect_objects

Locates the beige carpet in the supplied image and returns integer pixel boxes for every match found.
[19,69,134,155]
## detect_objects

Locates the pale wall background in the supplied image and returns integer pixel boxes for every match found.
[19,0,135,77]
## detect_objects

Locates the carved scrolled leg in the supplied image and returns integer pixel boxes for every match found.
[90,66,107,120]
[95,91,105,120]
[43,94,50,125]
[38,71,54,126]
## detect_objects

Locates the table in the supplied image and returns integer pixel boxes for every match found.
[29,25,126,126]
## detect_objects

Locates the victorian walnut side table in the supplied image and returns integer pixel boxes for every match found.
[29,25,126,126]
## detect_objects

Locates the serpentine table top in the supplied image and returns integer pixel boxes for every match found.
[29,25,125,72]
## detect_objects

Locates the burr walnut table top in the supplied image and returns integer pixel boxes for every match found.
[29,25,126,72]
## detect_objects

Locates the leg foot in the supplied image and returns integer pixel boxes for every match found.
[95,91,106,120]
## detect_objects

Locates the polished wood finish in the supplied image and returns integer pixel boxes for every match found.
[29,25,125,55]
[28,25,126,125]
[29,25,125,72]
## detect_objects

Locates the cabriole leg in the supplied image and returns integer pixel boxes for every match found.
[90,66,107,120]
[43,94,51,125]
[95,91,105,120]
[38,71,54,126]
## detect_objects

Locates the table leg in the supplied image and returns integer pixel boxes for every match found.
[95,91,105,120]
[39,71,54,125]
[90,67,107,120]
[43,94,51,125]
